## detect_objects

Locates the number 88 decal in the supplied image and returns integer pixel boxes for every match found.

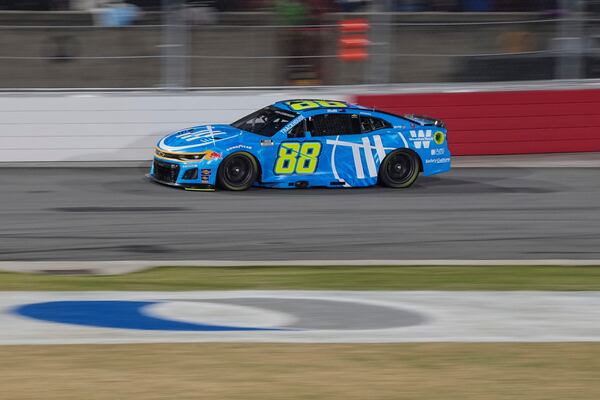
[274,142,322,174]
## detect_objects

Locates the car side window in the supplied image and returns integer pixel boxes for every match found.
[288,120,306,138]
[310,113,361,136]
[360,116,391,133]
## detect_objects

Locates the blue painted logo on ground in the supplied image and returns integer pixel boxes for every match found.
[13,301,282,331]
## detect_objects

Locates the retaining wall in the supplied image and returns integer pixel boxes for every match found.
[0,91,350,162]
[355,89,600,155]
[1,83,599,163]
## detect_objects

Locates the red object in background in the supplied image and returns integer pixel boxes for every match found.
[339,19,369,33]
[354,90,600,156]
[339,19,369,62]
[340,35,369,47]
[339,48,368,61]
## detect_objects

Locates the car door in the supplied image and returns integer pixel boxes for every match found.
[305,111,375,187]
[258,118,314,184]
[272,118,322,178]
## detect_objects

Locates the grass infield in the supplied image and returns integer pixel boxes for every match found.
[1,265,600,291]
[2,343,600,400]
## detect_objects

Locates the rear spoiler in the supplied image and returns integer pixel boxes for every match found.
[403,114,446,129]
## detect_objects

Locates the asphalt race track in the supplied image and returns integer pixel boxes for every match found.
[0,167,599,261]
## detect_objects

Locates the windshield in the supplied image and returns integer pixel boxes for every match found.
[231,106,297,137]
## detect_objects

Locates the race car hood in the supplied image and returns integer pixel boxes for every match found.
[157,124,244,153]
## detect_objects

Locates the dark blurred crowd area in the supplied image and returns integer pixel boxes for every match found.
[0,0,585,12]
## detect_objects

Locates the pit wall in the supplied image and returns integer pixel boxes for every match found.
[1,84,599,163]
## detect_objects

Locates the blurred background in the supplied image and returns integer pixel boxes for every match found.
[0,0,598,89]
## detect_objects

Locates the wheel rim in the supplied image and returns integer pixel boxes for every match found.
[386,152,415,185]
[223,155,253,187]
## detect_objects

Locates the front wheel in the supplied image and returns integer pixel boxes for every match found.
[379,150,420,188]
[217,152,258,191]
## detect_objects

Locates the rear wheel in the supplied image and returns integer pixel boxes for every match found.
[379,150,420,188]
[217,152,258,191]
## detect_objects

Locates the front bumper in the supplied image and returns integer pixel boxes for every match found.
[146,173,215,191]
[148,157,217,190]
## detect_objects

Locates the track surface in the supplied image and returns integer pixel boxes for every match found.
[1,167,599,261]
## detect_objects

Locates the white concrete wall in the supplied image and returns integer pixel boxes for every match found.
[0,91,350,162]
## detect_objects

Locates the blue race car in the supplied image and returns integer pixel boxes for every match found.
[149,99,451,191]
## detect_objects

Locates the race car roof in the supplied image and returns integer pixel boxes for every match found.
[273,99,367,114]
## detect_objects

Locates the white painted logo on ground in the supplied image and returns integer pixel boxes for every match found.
[3,291,600,344]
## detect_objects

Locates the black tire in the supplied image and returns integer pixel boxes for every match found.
[379,150,420,188]
[217,152,258,191]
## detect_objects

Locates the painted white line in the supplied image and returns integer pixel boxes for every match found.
[0,259,599,276]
